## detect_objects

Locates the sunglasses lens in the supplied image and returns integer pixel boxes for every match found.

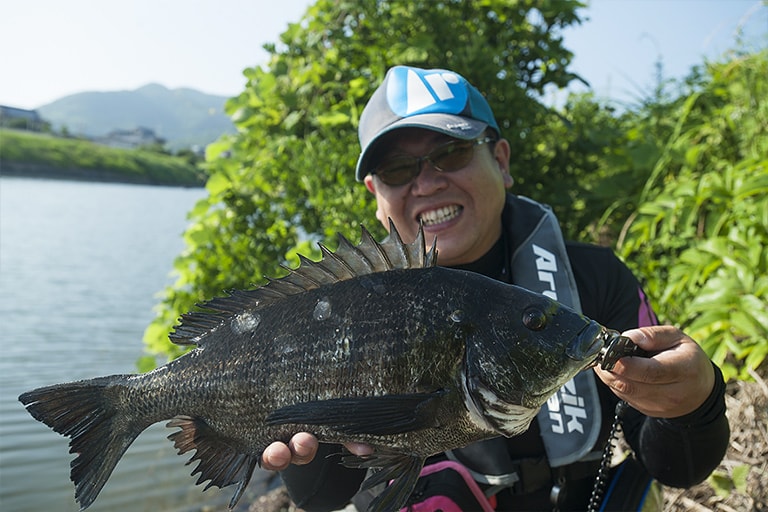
[431,141,475,172]
[376,159,419,186]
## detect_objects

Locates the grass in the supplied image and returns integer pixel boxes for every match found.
[0,129,206,186]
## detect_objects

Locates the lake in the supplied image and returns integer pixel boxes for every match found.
[0,177,276,512]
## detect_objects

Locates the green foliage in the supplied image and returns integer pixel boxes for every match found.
[0,129,205,186]
[617,51,768,380]
[524,94,642,241]
[536,59,705,243]
[708,464,750,499]
[142,0,767,385]
[143,0,587,362]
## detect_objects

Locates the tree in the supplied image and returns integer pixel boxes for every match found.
[141,0,587,365]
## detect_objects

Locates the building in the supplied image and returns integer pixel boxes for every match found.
[98,127,166,149]
[0,105,46,131]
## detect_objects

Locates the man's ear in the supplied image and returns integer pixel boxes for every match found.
[364,175,376,194]
[494,139,514,188]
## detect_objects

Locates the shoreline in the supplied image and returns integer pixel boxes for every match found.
[0,161,205,188]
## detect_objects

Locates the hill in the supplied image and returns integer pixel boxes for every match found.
[37,84,236,151]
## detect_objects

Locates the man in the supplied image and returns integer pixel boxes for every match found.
[261,66,729,510]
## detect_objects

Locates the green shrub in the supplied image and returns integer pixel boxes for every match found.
[617,51,768,380]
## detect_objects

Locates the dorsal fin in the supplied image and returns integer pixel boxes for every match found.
[169,221,437,346]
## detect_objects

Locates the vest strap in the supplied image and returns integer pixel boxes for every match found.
[507,195,602,467]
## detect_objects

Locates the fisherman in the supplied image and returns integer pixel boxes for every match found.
[262,66,729,511]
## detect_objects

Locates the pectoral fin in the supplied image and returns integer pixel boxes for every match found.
[265,391,447,435]
[343,450,425,512]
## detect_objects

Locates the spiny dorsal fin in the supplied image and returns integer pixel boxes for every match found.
[169,221,436,346]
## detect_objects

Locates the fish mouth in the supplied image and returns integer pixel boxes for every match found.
[417,205,463,227]
[567,321,604,363]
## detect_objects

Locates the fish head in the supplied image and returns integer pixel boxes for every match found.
[462,283,603,437]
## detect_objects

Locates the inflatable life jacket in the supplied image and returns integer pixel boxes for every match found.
[446,195,603,494]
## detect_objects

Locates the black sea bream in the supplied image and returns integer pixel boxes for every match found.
[19,222,609,512]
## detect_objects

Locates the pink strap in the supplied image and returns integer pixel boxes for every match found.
[637,287,659,327]
[399,460,495,512]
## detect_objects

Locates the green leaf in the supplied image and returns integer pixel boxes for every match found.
[731,464,750,494]
[707,470,733,499]
[205,171,230,196]
[316,111,351,127]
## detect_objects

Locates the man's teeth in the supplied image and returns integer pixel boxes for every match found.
[420,205,461,226]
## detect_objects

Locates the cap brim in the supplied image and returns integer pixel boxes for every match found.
[355,114,488,181]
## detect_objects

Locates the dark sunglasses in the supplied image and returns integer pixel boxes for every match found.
[372,136,496,187]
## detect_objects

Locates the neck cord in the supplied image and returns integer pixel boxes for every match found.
[586,400,628,512]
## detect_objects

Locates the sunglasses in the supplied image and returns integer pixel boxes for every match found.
[372,136,496,187]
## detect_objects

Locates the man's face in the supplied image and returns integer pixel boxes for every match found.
[363,128,513,266]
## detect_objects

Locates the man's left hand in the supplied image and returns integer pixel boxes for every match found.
[593,325,716,418]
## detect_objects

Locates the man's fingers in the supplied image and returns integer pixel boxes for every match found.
[344,442,374,457]
[261,442,292,471]
[288,432,319,464]
[622,325,684,352]
[261,433,319,471]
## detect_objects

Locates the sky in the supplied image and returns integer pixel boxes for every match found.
[1,0,765,111]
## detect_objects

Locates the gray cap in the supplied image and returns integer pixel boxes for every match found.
[355,66,500,181]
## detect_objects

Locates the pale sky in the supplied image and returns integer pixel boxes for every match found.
[1,0,765,110]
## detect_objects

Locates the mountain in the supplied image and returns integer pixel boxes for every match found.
[37,84,236,151]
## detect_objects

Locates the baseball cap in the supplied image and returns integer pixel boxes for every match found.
[355,65,500,181]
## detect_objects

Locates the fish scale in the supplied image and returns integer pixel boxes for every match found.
[18,220,629,512]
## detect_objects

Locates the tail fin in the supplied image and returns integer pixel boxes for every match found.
[19,376,143,510]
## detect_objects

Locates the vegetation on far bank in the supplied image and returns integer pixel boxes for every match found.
[0,129,207,186]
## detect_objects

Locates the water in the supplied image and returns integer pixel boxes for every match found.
[0,177,275,512]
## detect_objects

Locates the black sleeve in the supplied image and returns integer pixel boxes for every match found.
[622,363,729,487]
[280,443,366,512]
[567,243,729,487]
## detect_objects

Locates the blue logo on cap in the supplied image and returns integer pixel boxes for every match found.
[386,67,468,118]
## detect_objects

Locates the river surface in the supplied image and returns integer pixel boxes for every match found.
[0,177,276,512]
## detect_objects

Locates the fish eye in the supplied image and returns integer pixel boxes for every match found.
[522,307,548,331]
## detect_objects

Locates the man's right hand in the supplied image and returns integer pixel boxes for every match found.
[260,433,374,471]
[261,433,318,471]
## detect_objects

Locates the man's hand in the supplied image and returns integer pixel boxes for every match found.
[261,433,318,471]
[260,434,374,471]
[593,325,716,418]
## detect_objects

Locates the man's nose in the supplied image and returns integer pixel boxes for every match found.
[411,159,447,195]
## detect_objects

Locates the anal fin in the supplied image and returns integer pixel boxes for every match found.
[166,416,258,509]
[343,450,425,512]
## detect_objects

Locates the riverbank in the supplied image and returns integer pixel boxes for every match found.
[0,129,206,187]
[1,161,205,187]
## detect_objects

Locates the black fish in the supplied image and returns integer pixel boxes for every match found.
[19,221,607,512]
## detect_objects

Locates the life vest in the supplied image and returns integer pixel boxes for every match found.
[446,195,603,493]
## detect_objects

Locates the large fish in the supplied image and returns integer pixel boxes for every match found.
[19,221,619,512]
